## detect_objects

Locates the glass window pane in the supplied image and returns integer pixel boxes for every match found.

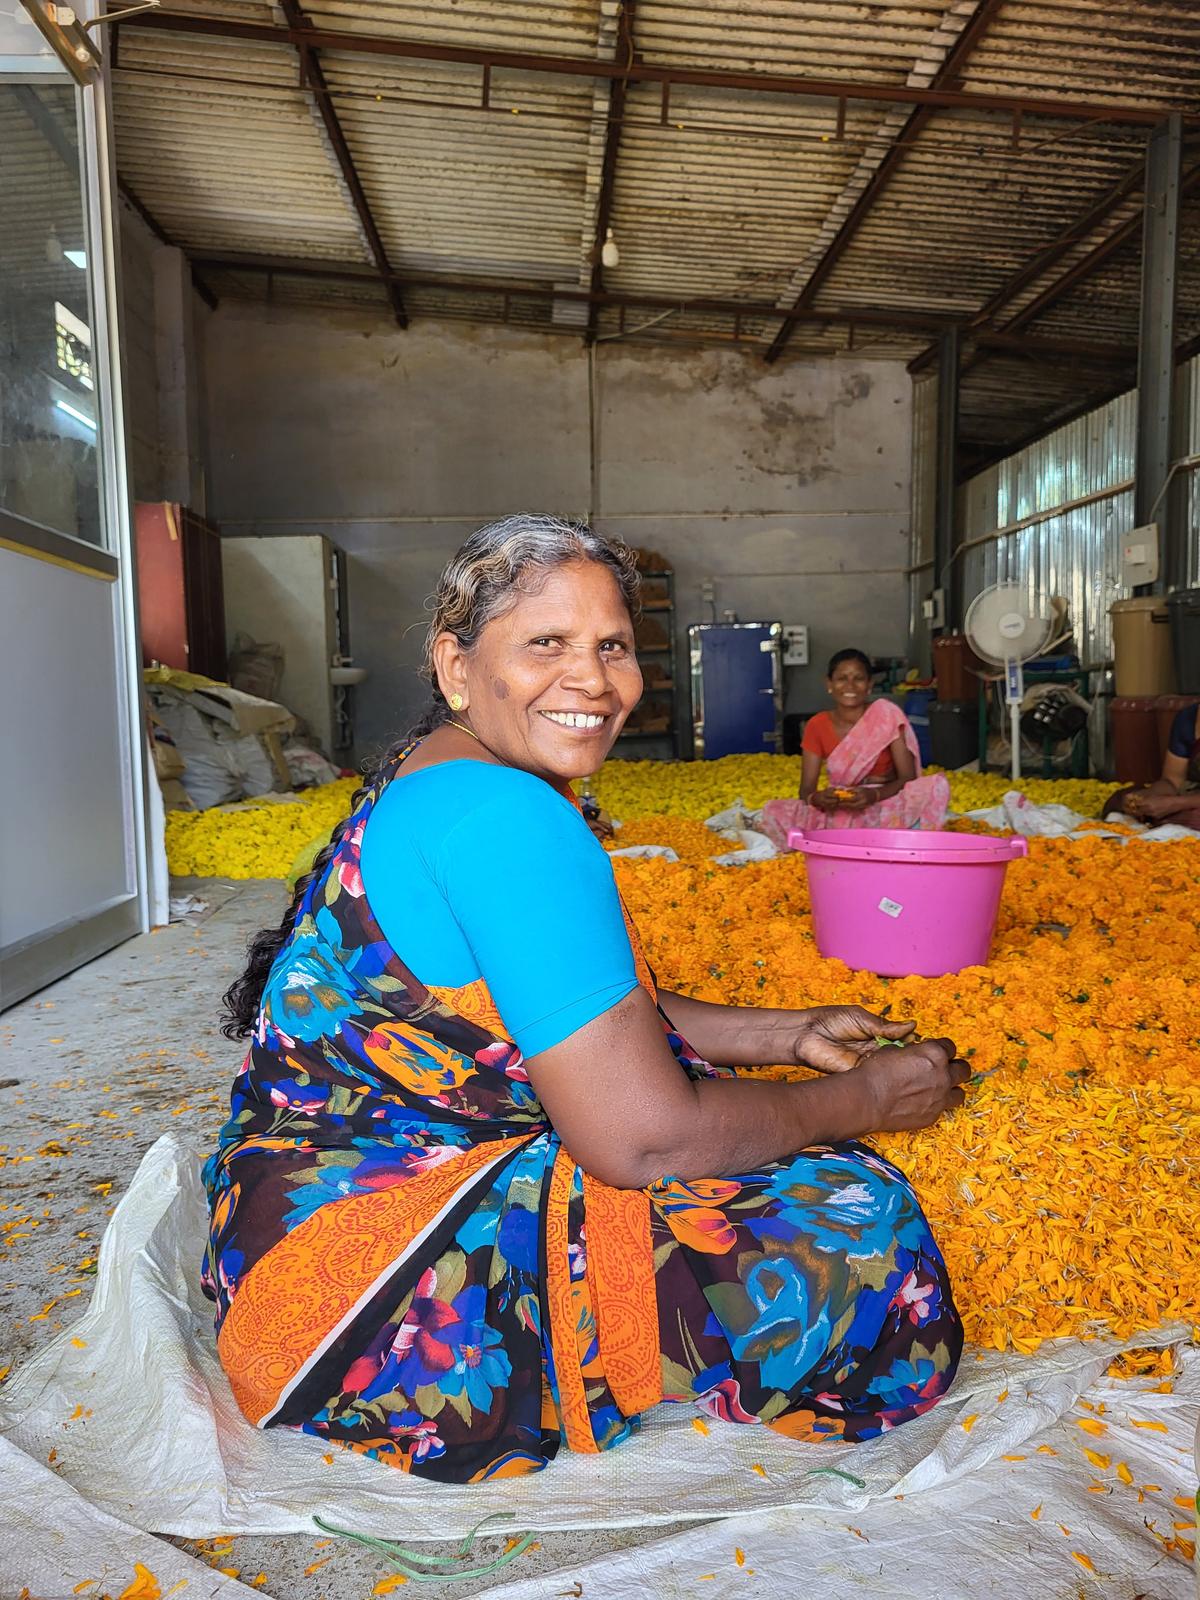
[0,79,104,548]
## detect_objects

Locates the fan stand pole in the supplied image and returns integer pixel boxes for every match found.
[1006,658,1023,783]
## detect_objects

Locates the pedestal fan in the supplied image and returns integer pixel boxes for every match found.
[963,584,1054,781]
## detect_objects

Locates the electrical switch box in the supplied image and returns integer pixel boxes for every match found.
[782,624,809,667]
[1120,523,1159,588]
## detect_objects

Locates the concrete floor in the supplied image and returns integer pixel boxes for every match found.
[1,880,677,1598]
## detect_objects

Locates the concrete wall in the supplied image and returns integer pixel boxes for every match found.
[203,303,912,760]
[118,208,210,509]
[222,534,338,755]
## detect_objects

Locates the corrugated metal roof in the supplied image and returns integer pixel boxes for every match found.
[636,0,962,79]
[106,0,1200,456]
[114,28,371,260]
[303,0,601,54]
[321,51,593,277]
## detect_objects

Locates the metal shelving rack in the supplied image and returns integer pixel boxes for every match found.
[614,568,680,758]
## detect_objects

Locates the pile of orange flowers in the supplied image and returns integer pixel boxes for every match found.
[611,836,1200,1353]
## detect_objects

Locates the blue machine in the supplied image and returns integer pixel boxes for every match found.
[689,622,783,760]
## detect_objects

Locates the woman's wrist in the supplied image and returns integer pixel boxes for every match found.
[788,1067,874,1145]
[734,1007,810,1065]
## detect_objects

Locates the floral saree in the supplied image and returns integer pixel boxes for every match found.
[760,699,951,847]
[203,750,962,1482]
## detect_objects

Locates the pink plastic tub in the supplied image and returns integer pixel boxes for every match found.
[788,828,1029,978]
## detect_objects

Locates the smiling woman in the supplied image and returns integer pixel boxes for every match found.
[204,515,967,1484]
[759,648,951,846]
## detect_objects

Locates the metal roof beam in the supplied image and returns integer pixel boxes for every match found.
[184,252,1153,365]
[764,0,1004,365]
[909,149,1200,376]
[584,0,635,346]
[106,7,1199,129]
[906,159,1147,375]
[278,0,406,327]
[954,152,1200,393]
[188,249,960,328]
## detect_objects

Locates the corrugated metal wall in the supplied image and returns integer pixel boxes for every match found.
[910,354,1200,680]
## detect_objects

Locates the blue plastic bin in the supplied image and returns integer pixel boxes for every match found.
[903,688,935,767]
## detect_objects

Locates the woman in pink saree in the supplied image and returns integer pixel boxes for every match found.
[761,650,950,849]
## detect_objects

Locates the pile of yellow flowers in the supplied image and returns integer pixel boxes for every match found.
[165,780,358,879]
[164,757,1113,880]
[611,838,1199,1353]
[591,753,1113,822]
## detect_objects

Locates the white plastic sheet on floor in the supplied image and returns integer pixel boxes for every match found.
[967,790,1200,843]
[0,1434,258,1598]
[474,1387,1200,1600]
[0,1136,1195,1595]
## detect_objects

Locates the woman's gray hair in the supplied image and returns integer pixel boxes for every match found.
[410,514,641,735]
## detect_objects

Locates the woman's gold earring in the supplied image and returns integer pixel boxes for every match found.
[449,693,464,712]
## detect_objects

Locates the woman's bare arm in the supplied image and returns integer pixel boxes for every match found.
[1152,750,1189,795]
[798,748,823,800]
[855,735,916,803]
[525,987,966,1188]
[1128,752,1191,818]
[656,989,913,1070]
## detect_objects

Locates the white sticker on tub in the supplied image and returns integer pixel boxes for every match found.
[878,897,903,918]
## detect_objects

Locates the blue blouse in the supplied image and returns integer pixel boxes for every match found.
[359,760,639,1059]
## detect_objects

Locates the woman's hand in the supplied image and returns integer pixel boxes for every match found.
[793,1006,915,1074]
[857,1036,969,1130]
[810,788,840,812]
[1128,792,1177,822]
[837,786,873,811]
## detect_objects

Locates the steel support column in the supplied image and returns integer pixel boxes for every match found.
[1134,114,1182,594]
[934,329,963,632]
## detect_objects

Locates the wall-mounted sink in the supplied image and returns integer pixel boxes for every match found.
[330,663,368,686]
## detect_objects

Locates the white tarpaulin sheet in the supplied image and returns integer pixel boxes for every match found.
[0,1135,1194,1580]
[0,1434,259,1599]
[966,791,1200,843]
[474,1378,1200,1600]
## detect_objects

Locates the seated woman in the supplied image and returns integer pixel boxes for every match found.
[1103,701,1200,831]
[760,649,950,849]
[204,518,965,1483]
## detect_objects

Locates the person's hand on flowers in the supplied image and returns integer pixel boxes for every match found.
[792,1006,915,1074]
[857,1037,970,1131]
[837,786,873,811]
[1131,793,1175,823]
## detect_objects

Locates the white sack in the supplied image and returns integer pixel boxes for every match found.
[607,844,680,862]
[713,828,778,866]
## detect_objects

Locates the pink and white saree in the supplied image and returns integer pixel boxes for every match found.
[760,699,950,849]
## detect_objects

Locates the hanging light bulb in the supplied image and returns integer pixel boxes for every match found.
[600,227,620,269]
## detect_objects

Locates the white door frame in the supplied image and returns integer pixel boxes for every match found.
[0,54,150,1007]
